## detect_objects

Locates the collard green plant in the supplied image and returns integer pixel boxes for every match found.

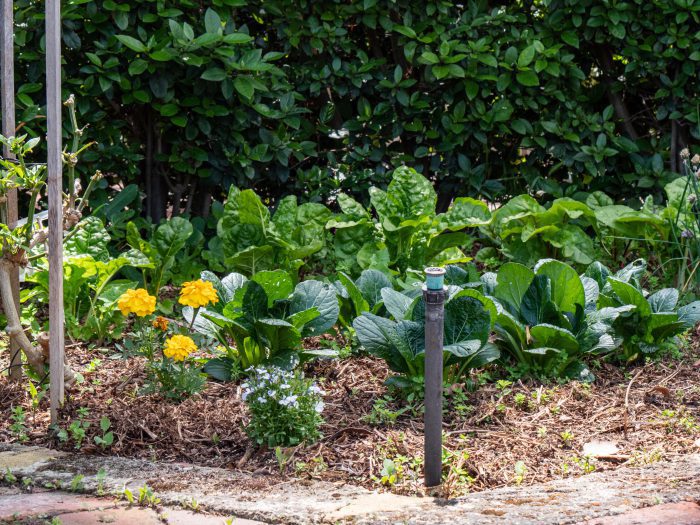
[592,259,700,362]
[328,167,490,276]
[188,270,339,379]
[353,291,499,390]
[333,269,394,329]
[488,259,628,381]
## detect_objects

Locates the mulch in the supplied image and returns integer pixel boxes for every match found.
[1,332,699,498]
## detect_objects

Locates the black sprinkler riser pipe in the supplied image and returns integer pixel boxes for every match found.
[423,286,445,488]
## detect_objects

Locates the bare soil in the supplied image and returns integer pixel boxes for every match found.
[1,332,699,498]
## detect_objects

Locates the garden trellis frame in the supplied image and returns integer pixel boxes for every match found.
[1,0,65,424]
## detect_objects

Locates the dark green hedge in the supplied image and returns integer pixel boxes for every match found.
[11,0,700,218]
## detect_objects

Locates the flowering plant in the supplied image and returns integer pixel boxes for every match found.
[242,366,325,447]
[116,286,209,400]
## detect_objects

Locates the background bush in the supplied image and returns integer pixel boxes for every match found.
[11,0,700,219]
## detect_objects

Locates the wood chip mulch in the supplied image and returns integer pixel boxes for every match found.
[1,332,699,497]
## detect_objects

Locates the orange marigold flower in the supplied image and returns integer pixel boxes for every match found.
[152,316,169,331]
[163,334,197,362]
[117,288,156,317]
[178,279,219,308]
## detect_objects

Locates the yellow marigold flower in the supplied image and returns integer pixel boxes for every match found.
[179,279,219,308]
[163,334,197,362]
[117,288,156,317]
[152,316,169,331]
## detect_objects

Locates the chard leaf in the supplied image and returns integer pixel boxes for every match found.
[251,269,294,306]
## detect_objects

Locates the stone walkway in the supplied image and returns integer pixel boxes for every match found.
[0,444,699,524]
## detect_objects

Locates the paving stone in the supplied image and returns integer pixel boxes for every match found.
[0,492,114,520]
[56,507,162,525]
[0,447,66,472]
[583,501,700,525]
[163,508,266,525]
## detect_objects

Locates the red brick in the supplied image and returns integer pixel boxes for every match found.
[584,501,700,525]
[164,508,265,525]
[56,507,162,524]
[0,492,112,520]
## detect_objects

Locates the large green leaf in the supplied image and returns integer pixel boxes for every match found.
[521,274,554,326]
[153,217,193,262]
[289,280,339,336]
[383,166,437,222]
[607,277,651,317]
[251,269,294,305]
[530,324,579,353]
[648,289,679,313]
[444,296,491,346]
[381,288,414,321]
[337,272,370,316]
[65,217,111,261]
[494,262,534,312]
[534,259,585,313]
[356,269,392,310]
[678,301,700,329]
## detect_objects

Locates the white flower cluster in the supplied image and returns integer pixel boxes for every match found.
[240,366,325,413]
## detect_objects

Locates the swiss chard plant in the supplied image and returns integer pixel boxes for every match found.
[484,196,599,267]
[26,217,153,343]
[125,217,196,294]
[353,290,499,391]
[203,186,332,278]
[186,269,339,380]
[327,166,491,277]
[590,259,700,362]
[486,259,629,381]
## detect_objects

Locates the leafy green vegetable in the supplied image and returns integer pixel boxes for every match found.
[208,186,332,277]
[329,167,488,276]
[126,217,194,293]
[190,272,340,378]
[491,259,623,381]
[596,259,700,362]
[354,291,499,389]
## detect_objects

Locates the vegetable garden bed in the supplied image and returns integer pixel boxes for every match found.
[2,334,698,497]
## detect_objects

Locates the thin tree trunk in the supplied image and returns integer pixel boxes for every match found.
[0,259,75,384]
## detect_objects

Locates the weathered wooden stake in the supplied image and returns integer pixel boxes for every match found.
[423,267,446,488]
[46,0,64,424]
[1,0,22,382]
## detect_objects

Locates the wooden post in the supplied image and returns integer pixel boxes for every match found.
[1,0,22,382]
[46,0,64,424]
